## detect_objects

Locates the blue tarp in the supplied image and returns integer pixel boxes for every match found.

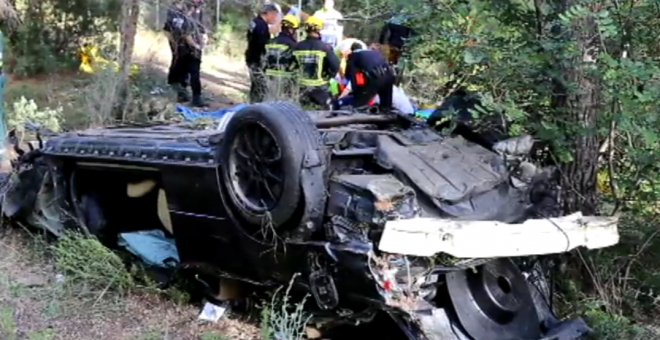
[176,103,248,121]
[118,230,180,268]
[415,108,435,119]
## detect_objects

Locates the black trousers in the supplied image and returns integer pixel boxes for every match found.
[352,69,395,111]
[248,64,267,103]
[170,51,202,97]
[167,42,187,87]
[300,86,331,110]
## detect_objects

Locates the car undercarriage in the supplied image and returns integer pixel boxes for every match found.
[0,102,619,340]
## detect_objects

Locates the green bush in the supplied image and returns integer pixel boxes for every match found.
[7,96,62,132]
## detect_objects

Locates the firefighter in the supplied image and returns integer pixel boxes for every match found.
[246,3,281,103]
[344,42,395,111]
[291,16,340,109]
[263,14,299,98]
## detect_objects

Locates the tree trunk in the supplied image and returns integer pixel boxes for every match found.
[553,1,601,215]
[115,0,141,120]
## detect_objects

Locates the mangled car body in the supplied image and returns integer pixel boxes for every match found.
[2,102,619,340]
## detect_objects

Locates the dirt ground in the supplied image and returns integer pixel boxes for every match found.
[0,31,262,340]
[0,230,261,340]
[131,31,249,109]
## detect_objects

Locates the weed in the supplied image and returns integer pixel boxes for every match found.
[164,285,191,305]
[0,307,16,340]
[261,273,311,340]
[7,96,63,132]
[583,308,654,340]
[51,232,135,300]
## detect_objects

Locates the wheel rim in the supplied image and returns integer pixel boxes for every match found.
[228,121,284,213]
[445,258,540,340]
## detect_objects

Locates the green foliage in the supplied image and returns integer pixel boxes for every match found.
[51,232,135,298]
[260,273,311,340]
[7,96,62,132]
[4,0,121,76]
[583,308,653,340]
[210,5,250,59]
[388,0,660,335]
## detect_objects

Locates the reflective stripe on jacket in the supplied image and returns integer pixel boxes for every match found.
[264,33,297,77]
[292,50,327,86]
[291,37,340,87]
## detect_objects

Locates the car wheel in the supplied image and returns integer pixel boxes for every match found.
[219,101,322,228]
[445,258,541,340]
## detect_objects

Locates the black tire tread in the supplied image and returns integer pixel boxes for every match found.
[219,101,323,228]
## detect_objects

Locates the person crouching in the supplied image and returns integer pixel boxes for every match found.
[344,42,395,112]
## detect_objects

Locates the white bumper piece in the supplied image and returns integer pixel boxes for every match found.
[378,212,619,258]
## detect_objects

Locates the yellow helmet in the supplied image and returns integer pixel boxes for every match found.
[282,14,299,29]
[305,16,324,31]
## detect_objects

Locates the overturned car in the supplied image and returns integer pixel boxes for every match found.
[2,102,619,340]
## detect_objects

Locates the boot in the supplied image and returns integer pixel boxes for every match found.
[191,95,207,108]
[172,84,190,103]
[177,90,191,103]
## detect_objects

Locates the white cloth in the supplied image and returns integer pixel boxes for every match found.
[345,82,414,114]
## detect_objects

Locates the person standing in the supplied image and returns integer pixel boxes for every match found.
[164,0,187,96]
[344,42,395,111]
[167,0,206,107]
[246,3,281,103]
[188,0,209,48]
[264,14,299,98]
[313,0,344,48]
[291,16,340,109]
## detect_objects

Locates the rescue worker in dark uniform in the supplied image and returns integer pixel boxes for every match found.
[291,16,340,109]
[166,0,206,107]
[246,3,281,103]
[188,0,208,47]
[263,14,299,99]
[345,42,395,111]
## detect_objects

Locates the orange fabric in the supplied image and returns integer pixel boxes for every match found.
[355,72,365,86]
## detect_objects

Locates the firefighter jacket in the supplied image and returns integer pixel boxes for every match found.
[291,36,340,87]
[264,32,297,77]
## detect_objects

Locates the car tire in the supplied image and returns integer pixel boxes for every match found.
[219,101,322,228]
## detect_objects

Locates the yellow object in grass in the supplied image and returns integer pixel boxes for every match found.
[78,44,140,77]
